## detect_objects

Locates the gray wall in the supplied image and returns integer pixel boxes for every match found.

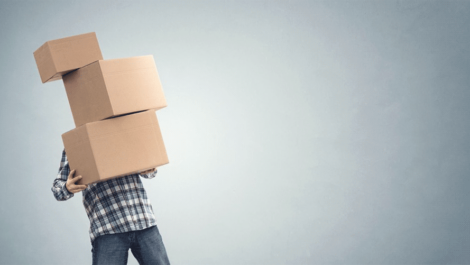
[1,1,469,264]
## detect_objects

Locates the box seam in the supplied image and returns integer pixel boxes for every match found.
[99,61,116,116]
[85,125,101,181]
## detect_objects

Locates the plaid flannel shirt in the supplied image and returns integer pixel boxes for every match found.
[51,149,158,244]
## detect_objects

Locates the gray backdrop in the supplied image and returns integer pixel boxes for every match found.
[1,1,469,264]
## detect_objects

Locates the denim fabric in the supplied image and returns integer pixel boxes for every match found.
[92,225,170,265]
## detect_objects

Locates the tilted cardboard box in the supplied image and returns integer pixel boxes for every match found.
[63,55,167,127]
[33,32,103,83]
[62,110,169,185]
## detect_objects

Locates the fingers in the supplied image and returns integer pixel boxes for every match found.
[142,168,156,174]
[66,171,88,193]
[67,169,76,180]
[74,185,87,192]
[71,175,82,184]
[69,184,88,193]
[69,186,87,193]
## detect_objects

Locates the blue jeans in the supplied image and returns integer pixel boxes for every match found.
[92,225,170,265]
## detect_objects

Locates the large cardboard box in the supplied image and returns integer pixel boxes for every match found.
[63,55,167,127]
[33,32,103,83]
[62,110,169,185]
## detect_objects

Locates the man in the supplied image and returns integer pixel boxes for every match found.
[51,149,170,265]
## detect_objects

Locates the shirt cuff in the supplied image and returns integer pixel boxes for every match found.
[62,182,74,197]
[140,169,157,179]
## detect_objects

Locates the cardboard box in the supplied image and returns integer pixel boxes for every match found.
[33,32,103,83]
[63,55,167,127]
[62,110,169,185]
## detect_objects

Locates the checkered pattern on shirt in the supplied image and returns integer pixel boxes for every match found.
[51,149,158,244]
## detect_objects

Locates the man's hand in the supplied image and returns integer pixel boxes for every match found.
[66,169,87,194]
[140,168,156,175]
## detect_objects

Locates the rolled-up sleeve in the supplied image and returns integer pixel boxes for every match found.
[51,149,74,201]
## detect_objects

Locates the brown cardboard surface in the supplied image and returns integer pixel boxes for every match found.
[63,55,167,127]
[33,32,103,83]
[62,110,169,185]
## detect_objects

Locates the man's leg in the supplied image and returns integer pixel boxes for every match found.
[130,225,170,265]
[92,232,131,265]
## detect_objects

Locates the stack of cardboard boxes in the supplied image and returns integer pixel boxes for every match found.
[34,32,169,185]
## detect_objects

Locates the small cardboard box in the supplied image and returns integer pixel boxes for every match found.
[63,55,167,127]
[33,32,103,83]
[62,110,169,185]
